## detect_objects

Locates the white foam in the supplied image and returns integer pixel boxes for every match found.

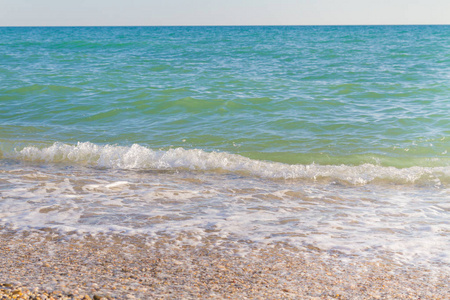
[7,142,450,185]
[0,162,448,272]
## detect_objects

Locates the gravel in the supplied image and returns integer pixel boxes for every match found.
[1,229,448,299]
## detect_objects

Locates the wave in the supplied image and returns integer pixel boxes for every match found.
[2,142,449,186]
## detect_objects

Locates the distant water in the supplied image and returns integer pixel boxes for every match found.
[0,26,449,271]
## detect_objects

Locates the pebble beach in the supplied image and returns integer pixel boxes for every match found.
[1,229,448,300]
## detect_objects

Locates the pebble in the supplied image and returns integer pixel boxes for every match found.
[1,230,449,300]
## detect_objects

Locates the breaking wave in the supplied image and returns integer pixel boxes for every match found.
[3,142,450,186]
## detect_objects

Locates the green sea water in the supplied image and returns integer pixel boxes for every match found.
[1,26,449,270]
[1,26,449,168]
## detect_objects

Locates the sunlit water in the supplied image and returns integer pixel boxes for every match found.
[0,26,449,272]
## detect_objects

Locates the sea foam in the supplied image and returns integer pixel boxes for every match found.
[7,142,450,186]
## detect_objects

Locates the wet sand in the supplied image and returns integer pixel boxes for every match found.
[0,229,448,299]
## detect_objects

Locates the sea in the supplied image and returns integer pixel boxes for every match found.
[0,25,449,273]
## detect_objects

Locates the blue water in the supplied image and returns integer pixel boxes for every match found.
[0,26,449,271]
[1,26,449,167]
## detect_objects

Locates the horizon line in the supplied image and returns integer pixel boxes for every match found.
[1,24,449,28]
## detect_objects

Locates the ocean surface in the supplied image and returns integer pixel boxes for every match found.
[0,26,449,271]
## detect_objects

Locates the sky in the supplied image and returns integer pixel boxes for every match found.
[1,0,449,26]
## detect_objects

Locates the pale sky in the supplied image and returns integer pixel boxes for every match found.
[1,0,449,26]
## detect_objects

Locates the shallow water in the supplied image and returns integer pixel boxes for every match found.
[0,25,449,272]
[1,26,449,167]
[1,159,448,271]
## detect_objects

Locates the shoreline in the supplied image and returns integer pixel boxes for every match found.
[1,230,448,299]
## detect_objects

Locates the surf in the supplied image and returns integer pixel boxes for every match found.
[1,141,448,186]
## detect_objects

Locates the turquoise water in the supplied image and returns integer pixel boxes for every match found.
[1,26,449,167]
[0,26,449,270]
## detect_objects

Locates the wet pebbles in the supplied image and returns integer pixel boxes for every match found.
[1,230,448,299]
